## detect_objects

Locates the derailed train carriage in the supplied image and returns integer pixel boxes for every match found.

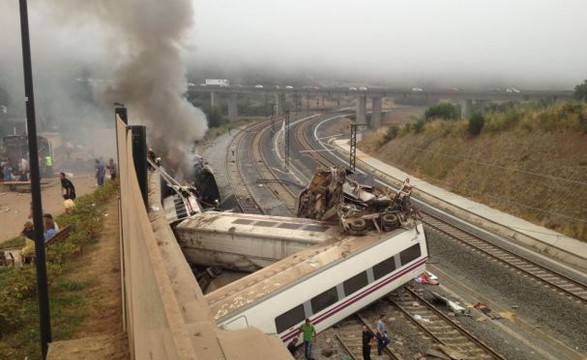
[205,221,428,346]
[200,167,428,346]
[160,162,428,347]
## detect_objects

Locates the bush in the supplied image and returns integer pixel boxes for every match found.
[424,102,461,121]
[383,125,399,143]
[574,79,587,101]
[413,118,426,133]
[0,181,117,340]
[468,113,485,136]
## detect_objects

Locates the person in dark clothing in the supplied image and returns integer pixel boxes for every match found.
[107,158,117,180]
[362,326,374,360]
[60,172,76,200]
[287,336,298,356]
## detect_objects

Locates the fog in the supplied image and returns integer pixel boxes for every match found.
[191,0,587,89]
[1,1,586,168]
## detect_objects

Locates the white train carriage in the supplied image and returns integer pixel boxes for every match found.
[176,212,338,271]
[205,223,428,345]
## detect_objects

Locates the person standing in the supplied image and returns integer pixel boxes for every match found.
[19,157,29,181]
[375,314,390,356]
[362,326,374,360]
[95,159,106,186]
[60,172,76,200]
[107,158,117,180]
[299,318,316,360]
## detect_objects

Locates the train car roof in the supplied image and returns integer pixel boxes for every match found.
[177,211,340,243]
[205,225,423,322]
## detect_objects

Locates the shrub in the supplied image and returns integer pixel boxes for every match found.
[424,102,461,121]
[0,180,116,340]
[413,118,426,133]
[468,113,485,136]
[383,125,399,142]
[574,79,587,101]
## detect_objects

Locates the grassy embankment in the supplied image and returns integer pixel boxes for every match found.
[361,101,587,242]
[0,181,118,360]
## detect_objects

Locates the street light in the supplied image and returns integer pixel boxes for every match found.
[18,0,52,358]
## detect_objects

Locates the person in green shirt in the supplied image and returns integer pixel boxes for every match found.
[299,318,316,360]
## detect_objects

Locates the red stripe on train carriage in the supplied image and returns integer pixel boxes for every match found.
[281,257,428,342]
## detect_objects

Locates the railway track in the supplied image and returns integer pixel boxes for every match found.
[424,213,587,305]
[230,110,584,359]
[225,119,268,214]
[387,287,506,360]
[293,113,587,307]
[334,314,402,360]
[249,116,298,213]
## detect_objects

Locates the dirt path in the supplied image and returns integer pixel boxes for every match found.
[0,174,99,243]
[47,197,129,359]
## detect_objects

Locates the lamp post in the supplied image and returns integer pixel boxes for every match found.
[19,0,52,358]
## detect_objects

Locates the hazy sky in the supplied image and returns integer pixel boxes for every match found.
[1,0,586,110]
[191,0,587,88]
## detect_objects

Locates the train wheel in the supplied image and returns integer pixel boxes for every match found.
[382,213,399,231]
[348,218,367,235]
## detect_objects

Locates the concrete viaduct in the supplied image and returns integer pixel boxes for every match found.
[190,86,574,129]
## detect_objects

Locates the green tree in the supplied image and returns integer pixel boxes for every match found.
[468,113,485,136]
[203,106,227,128]
[424,102,461,121]
[575,79,587,101]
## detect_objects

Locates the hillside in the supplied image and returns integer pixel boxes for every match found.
[359,102,587,242]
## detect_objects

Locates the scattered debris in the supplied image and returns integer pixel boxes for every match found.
[413,314,431,323]
[473,302,502,320]
[498,311,516,322]
[431,292,467,315]
[413,271,440,285]
[297,166,422,235]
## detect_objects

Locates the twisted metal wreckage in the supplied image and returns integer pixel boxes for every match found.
[297,167,421,235]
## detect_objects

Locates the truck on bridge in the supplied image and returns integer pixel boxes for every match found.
[205,79,230,87]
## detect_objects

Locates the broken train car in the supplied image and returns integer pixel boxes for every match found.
[171,166,423,272]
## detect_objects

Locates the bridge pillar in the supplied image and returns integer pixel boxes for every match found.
[274,92,286,117]
[210,91,218,108]
[356,95,367,124]
[371,96,382,129]
[228,92,238,122]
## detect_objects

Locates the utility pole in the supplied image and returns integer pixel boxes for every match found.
[284,110,290,172]
[349,123,368,172]
[19,0,52,358]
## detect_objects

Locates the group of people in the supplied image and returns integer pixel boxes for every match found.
[20,213,59,259]
[288,315,390,360]
[95,158,117,186]
[0,157,29,181]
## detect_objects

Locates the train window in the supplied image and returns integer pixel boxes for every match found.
[277,223,303,230]
[232,219,254,225]
[373,257,396,280]
[311,287,338,314]
[302,225,330,232]
[275,304,305,334]
[400,244,421,265]
[343,271,368,296]
[255,220,277,227]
